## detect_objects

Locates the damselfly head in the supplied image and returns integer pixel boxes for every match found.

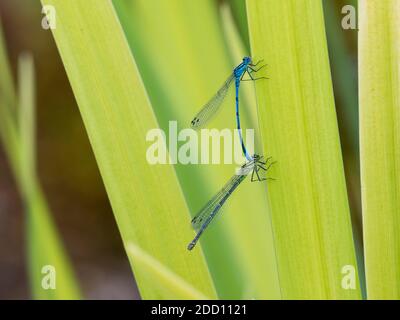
[243,56,251,64]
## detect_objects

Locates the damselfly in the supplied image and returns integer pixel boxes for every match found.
[187,154,274,251]
[190,56,267,161]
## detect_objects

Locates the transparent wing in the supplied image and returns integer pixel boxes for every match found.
[187,173,247,250]
[191,173,245,231]
[190,74,235,129]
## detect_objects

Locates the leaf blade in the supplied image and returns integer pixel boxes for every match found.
[41,0,217,299]
[359,0,400,299]
[247,0,361,299]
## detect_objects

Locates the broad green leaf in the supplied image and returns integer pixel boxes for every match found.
[322,0,366,297]
[247,0,361,299]
[359,0,400,299]
[323,0,359,151]
[126,242,209,299]
[229,0,250,50]
[114,0,280,299]
[41,0,216,299]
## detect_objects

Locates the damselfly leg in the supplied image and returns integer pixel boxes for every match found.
[250,155,276,182]
[241,62,268,82]
[249,64,267,73]
[249,59,264,67]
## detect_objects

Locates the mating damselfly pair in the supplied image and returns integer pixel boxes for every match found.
[187,57,274,251]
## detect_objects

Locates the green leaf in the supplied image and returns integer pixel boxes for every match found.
[229,0,250,50]
[220,2,258,130]
[323,0,359,151]
[26,183,82,299]
[18,53,36,196]
[322,0,366,297]
[125,242,209,299]
[0,21,81,299]
[114,0,280,299]
[41,0,216,299]
[247,0,361,299]
[0,21,19,175]
[0,21,16,108]
[359,0,400,299]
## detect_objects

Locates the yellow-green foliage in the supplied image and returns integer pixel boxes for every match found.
[359,0,400,299]
[0,22,81,300]
[41,0,216,299]
[114,0,280,299]
[247,0,361,299]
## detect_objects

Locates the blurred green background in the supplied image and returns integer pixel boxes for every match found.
[0,0,137,299]
[0,0,358,299]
